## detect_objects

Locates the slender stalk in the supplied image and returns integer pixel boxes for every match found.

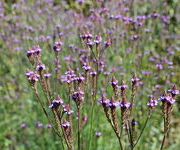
[133,111,151,148]
[160,105,171,150]
[89,56,99,150]
[54,110,71,149]
[127,121,134,150]
[160,133,167,150]
[104,109,123,150]
[88,78,96,150]
[32,85,62,139]
[77,106,81,150]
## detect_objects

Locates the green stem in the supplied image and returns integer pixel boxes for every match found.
[160,133,166,150]
[133,111,151,148]
[32,85,62,139]
[77,106,81,150]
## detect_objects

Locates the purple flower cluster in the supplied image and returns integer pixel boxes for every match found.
[19,122,27,128]
[36,64,46,71]
[61,121,70,128]
[80,32,93,40]
[62,105,74,115]
[94,34,102,45]
[147,98,158,108]
[118,81,128,90]
[25,71,40,83]
[49,98,64,109]
[168,85,179,97]
[82,63,91,71]
[60,69,76,83]
[72,90,84,102]
[90,71,97,76]
[44,73,51,78]
[109,77,118,89]
[75,74,85,83]
[98,96,111,107]
[95,131,102,137]
[53,41,63,52]
[156,64,163,70]
[98,96,131,108]
[35,121,43,127]
[26,45,41,57]
[131,75,140,86]
[119,101,131,108]
[158,94,176,105]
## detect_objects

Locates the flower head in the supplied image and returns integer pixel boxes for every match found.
[168,85,179,97]
[25,71,40,84]
[62,104,74,114]
[95,131,102,137]
[49,96,63,109]
[120,101,131,108]
[44,73,51,78]
[36,64,45,71]
[82,63,91,71]
[109,76,118,89]
[98,96,111,107]
[131,74,140,86]
[158,92,176,105]
[147,97,158,108]
[72,90,84,102]
[118,80,128,90]
[53,41,63,52]
[61,121,70,128]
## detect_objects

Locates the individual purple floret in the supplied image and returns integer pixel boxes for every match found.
[130,34,139,40]
[168,85,179,97]
[75,74,85,83]
[123,124,129,130]
[36,64,45,71]
[86,39,94,48]
[158,93,176,105]
[82,63,91,71]
[46,124,52,128]
[147,97,158,108]
[120,101,131,108]
[72,90,84,102]
[149,13,160,18]
[118,81,128,90]
[61,121,70,128]
[26,49,34,57]
[131,75,140,85]
[94,34,102,45]
[44,73,51,78]
[77,0,84,4]
[20,122,27,128]
[49,97,63,109]
[109,76,118,89]
[104,39,111,48]
[156,64,163,70]
[27,45,41,56]
[95,131,102,137]
[131,119,138,125]
[25,71,40,83]
[60,69,76,83]
[98,96,111,107]
[90,71,97,76]
[110,101,120,108]
[35,121,43,127]
[53,41,63,52]
[62,105,74,114]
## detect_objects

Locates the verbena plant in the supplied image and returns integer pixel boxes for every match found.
[25,33,179,150]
